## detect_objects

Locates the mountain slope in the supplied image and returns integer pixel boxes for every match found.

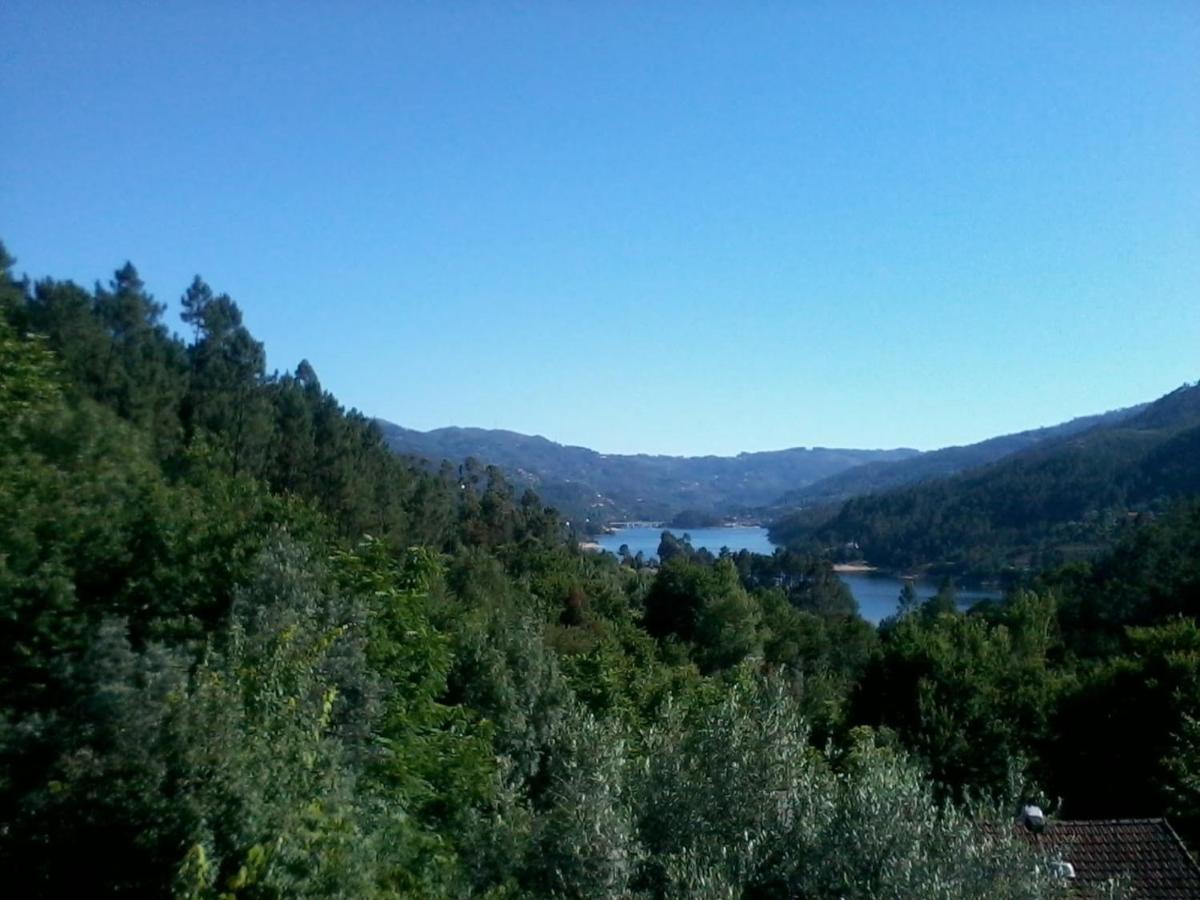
[769,382,1200,573]
[772,404,1146,509]
[376,421,918,524]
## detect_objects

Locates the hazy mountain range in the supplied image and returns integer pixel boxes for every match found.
[375,383,1188,533]
[772,403,1147,509]
[770,381,1200,572]
[375,421,916,524]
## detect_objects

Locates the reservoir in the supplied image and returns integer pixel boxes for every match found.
[595,525,1001,624]
[833,570,1002,625]
[597,524,777,558]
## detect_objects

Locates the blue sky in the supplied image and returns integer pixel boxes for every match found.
[3,3,1198,455]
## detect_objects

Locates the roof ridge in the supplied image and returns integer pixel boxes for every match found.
[1050,817,1167,825]
[1159,817,1200,878]
[1002,816,1200,896]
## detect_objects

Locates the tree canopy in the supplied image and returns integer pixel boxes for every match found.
[1,242,1193,895]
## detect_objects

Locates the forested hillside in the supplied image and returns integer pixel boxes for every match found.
[770,382,1200,573]
[377,420,917,525]
[771,404,1144,509]
[3,243,1197,896]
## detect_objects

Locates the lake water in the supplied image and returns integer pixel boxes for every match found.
[596,525,1001,624]
[835,571,1002,624]
[597,525,777,558]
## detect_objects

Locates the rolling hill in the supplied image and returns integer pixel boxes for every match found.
[375,421,918,525]
[769,382,1200,573]
[770,404,1145,509]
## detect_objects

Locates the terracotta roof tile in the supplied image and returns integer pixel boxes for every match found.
[1016,818,1200,899]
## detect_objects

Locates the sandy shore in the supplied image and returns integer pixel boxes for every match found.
[832,563,878,573]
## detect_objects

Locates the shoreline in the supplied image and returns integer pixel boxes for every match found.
[832,563,879,573]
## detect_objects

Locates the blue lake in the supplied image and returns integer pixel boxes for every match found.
[595,525,1001,624]
[835,570,1002,625]
[597,525,777,558]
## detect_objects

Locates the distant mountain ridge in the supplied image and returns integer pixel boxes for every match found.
[769,381,1200,573]
[377,383,1196,553]
[374,420,918,525]
[772,403,1147,509]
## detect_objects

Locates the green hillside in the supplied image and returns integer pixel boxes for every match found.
[3,244,1084,895]
[770,382,1200,573]
[771,404,1144,509]
[3,244,1199,891]
[378,420,917,525]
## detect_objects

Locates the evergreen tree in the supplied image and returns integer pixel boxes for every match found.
[92,262,187,446]
[181,280,272,476]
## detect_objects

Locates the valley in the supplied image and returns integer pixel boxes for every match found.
[381,380,1200,579]
[4,246,1198,896]
[5,4,1198,893]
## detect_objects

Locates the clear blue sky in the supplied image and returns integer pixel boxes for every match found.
[3,3,1197,455]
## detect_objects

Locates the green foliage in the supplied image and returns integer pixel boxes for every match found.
[797,729,1058,900]
[777,404,1146,510]
[557,619,700,731]
[529,701,638,898]
[167,539,385,898]
[378,420,916,524]
[0,317,62,441]
[2,242,1192,895]
[1046,619,1200,834]
[1165,711,1200,841]
[636,677,1056,899]
[180,277,273,477]
[856,593,1055,796]
[2,541,384,896]
[1049,499,1200,655]
[692,575,763,673]
[732,547,858,617]
[643,557,768,673]
[333,539,495,888]
[449,600,572,794]
[772,385,1200,573]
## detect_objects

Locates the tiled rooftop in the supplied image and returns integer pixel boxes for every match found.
[1016,818,1200,899]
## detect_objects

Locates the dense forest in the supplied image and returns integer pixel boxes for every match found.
[2,243,1197,897]
[770,404,1143,510]
[770,386,1200,574]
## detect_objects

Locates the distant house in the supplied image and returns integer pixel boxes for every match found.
[1011,815,1200,898]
